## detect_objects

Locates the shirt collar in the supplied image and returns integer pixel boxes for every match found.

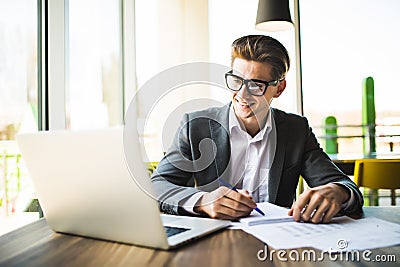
[229,104,272,142]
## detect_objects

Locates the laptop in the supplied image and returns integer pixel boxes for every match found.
[16,127,230,250]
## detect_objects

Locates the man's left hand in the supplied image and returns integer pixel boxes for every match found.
[288,183,350,223]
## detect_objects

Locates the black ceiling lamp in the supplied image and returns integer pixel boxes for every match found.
[255,0,293,31]
[255,0,304,115]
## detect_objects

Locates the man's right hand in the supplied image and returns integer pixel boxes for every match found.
[193,187,257,220]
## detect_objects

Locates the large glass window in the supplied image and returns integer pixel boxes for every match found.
[0,0,126,235]
[0,0,39,232]
[301,0,400,154]
[135,0,214,161]
[67,0,123,129]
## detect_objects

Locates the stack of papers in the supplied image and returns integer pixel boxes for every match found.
[239,202,294,226]
[234,202,400,251]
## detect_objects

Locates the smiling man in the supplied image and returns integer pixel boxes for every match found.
[151,35,363,223]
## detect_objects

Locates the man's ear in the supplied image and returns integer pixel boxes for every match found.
[274,79,286,98]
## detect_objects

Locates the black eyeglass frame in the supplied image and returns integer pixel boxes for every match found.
[224,70,283,96]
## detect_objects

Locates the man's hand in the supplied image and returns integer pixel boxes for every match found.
[194,187,257,220]
[288,183,350,223]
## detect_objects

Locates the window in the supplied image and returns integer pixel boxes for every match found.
[67,0,123,129]
[301,0,400,154]
[0,1,38,137]
[0,0,38,229]
[135,0,214,161]
[0,0,131,235]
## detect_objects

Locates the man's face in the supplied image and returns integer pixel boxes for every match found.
[231,58,285,124]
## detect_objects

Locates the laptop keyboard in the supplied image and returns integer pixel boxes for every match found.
[164,226,190,237]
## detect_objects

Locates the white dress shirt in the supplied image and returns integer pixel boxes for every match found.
[182,106,276,212]
[228,105,276,202]
[181,106,353,213]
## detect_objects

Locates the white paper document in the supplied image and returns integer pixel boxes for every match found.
[239,202,294,226]
[237,202,400,251]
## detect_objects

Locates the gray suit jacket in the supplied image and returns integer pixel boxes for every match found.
[151,103,363,216]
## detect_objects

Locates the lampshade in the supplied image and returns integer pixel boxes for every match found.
[255,0,293,32]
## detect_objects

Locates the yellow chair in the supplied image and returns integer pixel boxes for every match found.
[146,162,159,175]
[354,159,400,206]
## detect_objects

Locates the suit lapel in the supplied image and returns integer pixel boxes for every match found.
[268,109,288,203]
[205,105,288,202]
[209,104,231,181]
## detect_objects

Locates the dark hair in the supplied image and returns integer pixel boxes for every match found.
[231,35,290,80]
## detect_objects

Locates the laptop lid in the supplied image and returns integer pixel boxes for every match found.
[16,128,229,249]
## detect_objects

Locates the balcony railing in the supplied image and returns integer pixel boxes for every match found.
[316,121,400,154]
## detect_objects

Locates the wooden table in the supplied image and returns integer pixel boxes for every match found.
[0,207,399,267]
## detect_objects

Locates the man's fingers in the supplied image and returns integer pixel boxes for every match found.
[287,209,293,216]
[300,192,324,221]
[219,195,254,213]
[322,202,341,223]
[223,187,257,209]
[208,203,248,220]
[197,187,256,220]
[238,189,252,199]
[209,196,253,219]
[309,200,329,223]
[291,192,312,221]
[289,185,346,223]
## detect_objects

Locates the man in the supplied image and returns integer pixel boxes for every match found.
[151,35,363,223]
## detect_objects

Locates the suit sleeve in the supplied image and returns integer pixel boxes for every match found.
[300,117,364,216]
[150,113,202,215]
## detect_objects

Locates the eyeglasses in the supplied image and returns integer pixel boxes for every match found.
[224,70,282,96]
